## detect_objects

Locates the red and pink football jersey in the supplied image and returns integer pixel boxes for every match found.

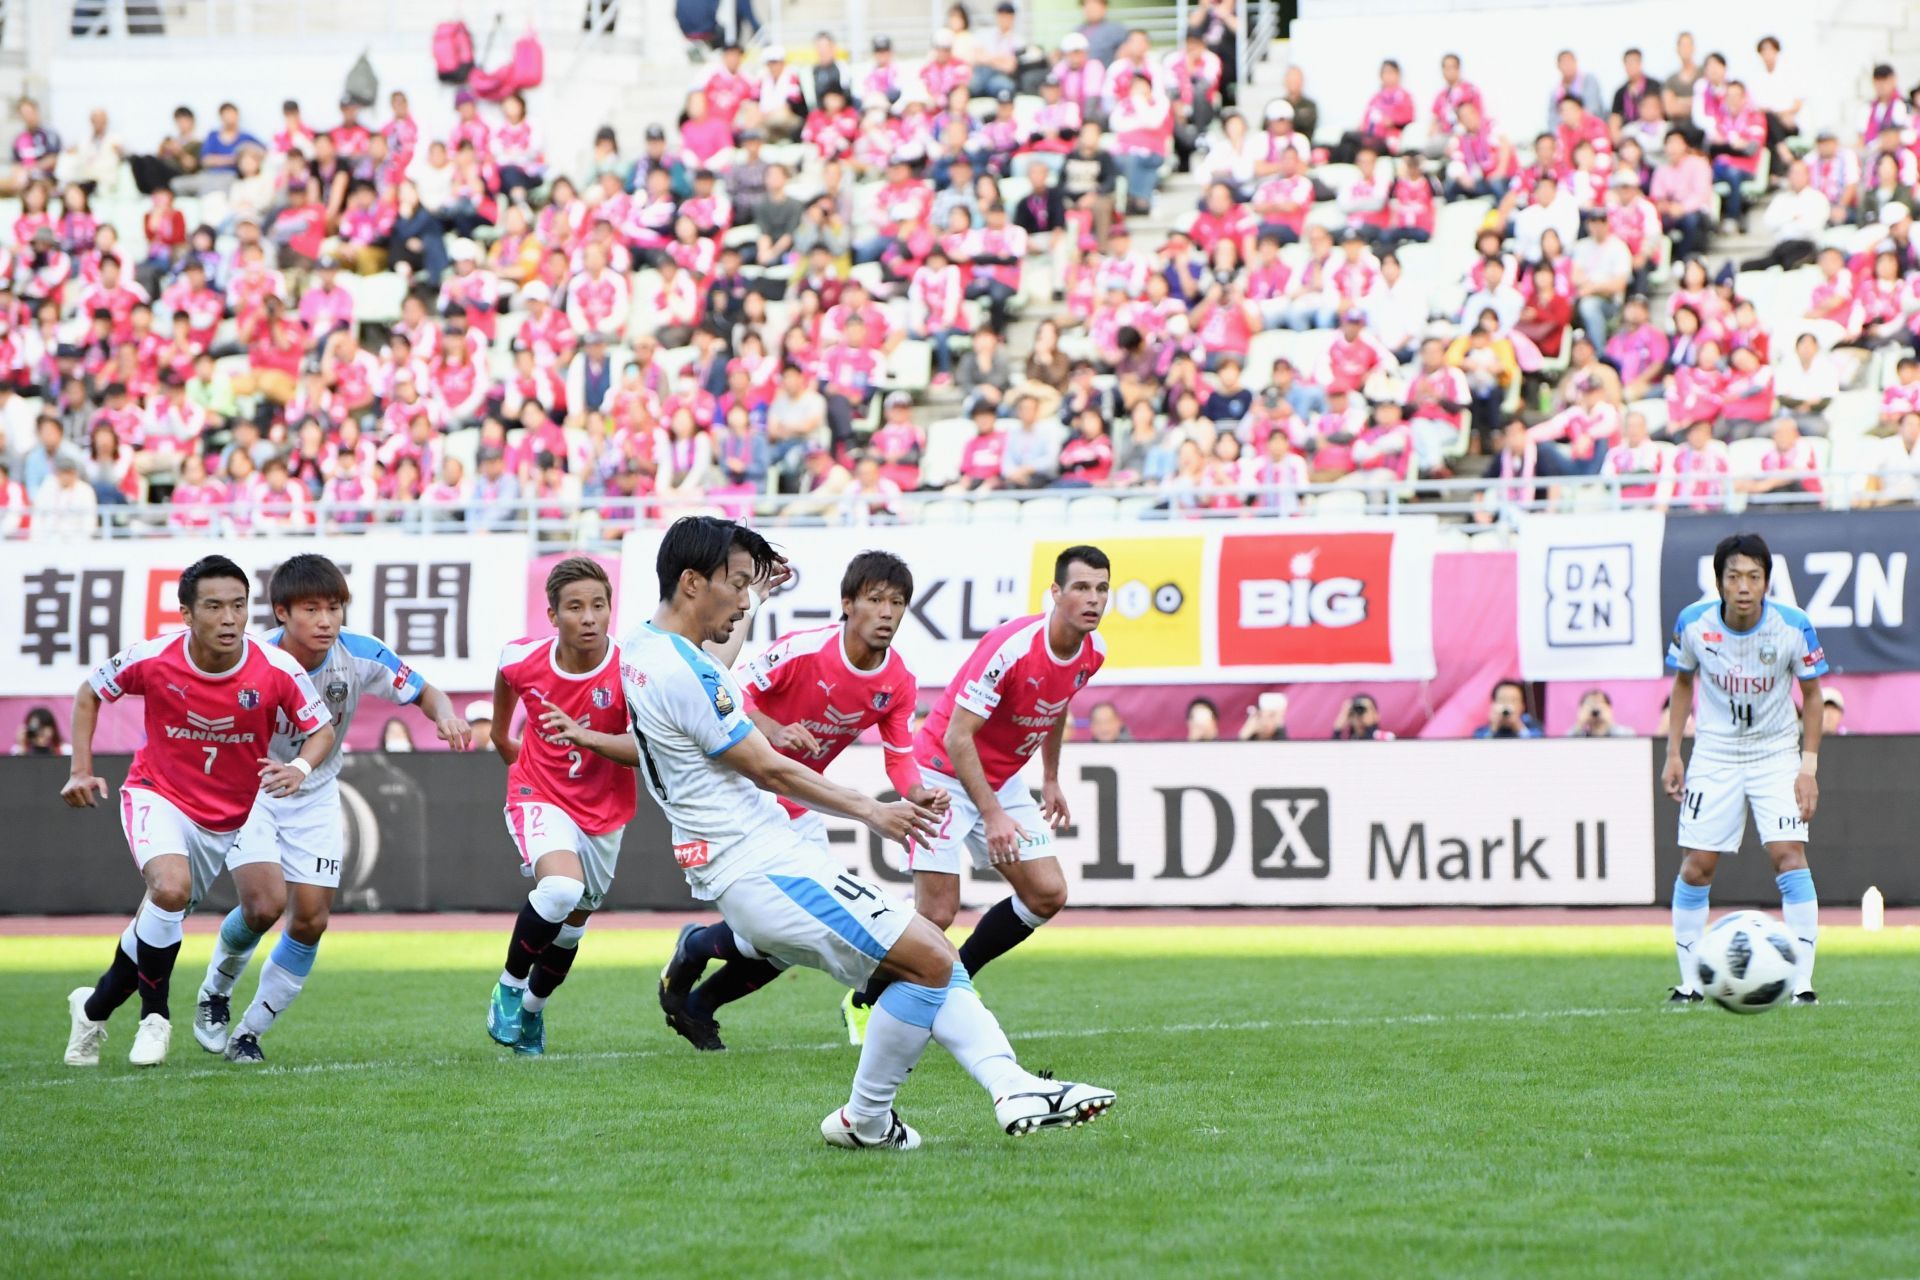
[498,636,636,835]
[736,624,919,818]
[89,632,329,832]
[914,613,1106,790]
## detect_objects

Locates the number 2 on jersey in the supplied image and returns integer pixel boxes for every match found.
[566,749,584,779]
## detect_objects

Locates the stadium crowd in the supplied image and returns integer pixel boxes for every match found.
[3,4,1920,538]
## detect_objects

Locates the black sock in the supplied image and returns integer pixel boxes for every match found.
[527,940,579,1000]
[83,944,140,1022]
[134,935,182,1020]
[686,958,781,1022]
[683,922,743,961]
[851,972,893,1009]
[503,902,566,982]
[957,896,1036,979]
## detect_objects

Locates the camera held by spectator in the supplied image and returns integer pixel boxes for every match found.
[1240,692,1287,741]
[1474,680,1541,739]
[1331,694,1391,740]
[1566,689,1635,737]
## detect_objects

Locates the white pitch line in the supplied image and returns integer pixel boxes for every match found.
[26,1000,1823,1093]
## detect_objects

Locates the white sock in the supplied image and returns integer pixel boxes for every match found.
[1777,869,1818,994]
[847,981,945,1128]
[498,970,530,990]
[118,921,138,963]
[930,969,1029,1099]
[1010,896,1050,930]
[238,936,317,1038]
[1672,877,1710,992]
[135,901,185,949]
[202,907,265,998]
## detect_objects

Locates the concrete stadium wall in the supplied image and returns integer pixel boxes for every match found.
[3,736,1913,913]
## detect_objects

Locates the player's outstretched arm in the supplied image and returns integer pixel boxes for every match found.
[60,682,108,808]
[537,699,640,767]
[416,681,473,751]
[1795,676,1822,822]
[719,727,938,850]
[1661,669,1693,802]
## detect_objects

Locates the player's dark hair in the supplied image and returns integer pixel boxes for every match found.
[546,556,612,610]
[1054,544,1111,587]
[655,515,779,600]
[1713,533,1772,587]
[839,550,914,615]
[179,554,249,608]
[270,553,351,611]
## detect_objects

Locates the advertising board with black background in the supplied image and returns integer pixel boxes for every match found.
[1659,510,1918,674]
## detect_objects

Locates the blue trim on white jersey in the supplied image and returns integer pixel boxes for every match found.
[338,629,424,704]
[705,719,752,757]
[770,873,890,961]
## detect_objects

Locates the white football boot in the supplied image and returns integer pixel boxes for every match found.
[821,1107,922,1151]
[994,1074,1116,1135]
[192,991,231,1054]
[64,988,108,1066]
[129,1014,172,1067]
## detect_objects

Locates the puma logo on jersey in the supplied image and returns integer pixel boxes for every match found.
[816,679,836,697]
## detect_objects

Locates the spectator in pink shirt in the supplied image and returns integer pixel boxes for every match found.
[1651,130,1713,259]
[679,90,735,167]
[1334,59,1415,162]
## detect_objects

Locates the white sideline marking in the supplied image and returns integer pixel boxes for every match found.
[30,1001,1826,1091]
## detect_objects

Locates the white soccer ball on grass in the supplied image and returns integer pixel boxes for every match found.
[1694,911,1798,1014]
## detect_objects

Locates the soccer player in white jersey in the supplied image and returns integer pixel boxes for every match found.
[60,556,334,1068]
[191,554,472,1063]
[1663,532,1827,1006]
[554,516,1113,1148]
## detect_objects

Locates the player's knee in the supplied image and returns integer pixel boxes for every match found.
[920,898,959,930]
[1022,879,1068,919]
[290,902,330,942]
[1769,845,1808,873]
[565,906,594,926]
[529,875,586,922]
[241,890,287,934]
[1679,855,1716,886]
[148,881,191,912]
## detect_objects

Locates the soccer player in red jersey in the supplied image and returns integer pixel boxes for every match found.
[902,545,1108,986]
[60,555,334,1068]
[486,557,636,1056]
[651,550,951,1049]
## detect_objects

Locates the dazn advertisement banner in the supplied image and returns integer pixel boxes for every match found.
[0,536,528,696]
[1515,512,1669,681]
[619,520,1438,686]
[1658,511,1918,674]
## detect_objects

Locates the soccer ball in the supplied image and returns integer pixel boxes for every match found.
[1695,911,1799,1014]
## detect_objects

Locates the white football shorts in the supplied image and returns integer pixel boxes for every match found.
[714,825,911,989]
[1677,751,1810,853]
[228,784,346,888]
[911,768,1055,875]
[118,785,238,913]
[504,802,625,911]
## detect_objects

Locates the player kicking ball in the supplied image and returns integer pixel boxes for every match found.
[637,550,948,1050]
[564,516,1112,1147]
[486,557,637,1056]
[840,545,1109,1042]
[1663,532,1826,1007]
[60,556,334,1068]
[191,554,471,1063]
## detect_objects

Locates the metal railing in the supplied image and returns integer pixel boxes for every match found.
[13,467,1895,553]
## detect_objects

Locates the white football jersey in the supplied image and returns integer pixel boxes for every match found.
[262,628,425,791]
[619,620,787,900]
[1667,600,1827,765]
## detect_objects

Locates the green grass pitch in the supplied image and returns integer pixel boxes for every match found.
[4,924,1917,1279]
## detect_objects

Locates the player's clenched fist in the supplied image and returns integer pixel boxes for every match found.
[61,773,109,807]
[906,784,950,816]
[1661,755,1685,802]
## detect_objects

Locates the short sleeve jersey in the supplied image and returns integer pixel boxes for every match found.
[1667,599,1827,765]
[620,621,784,900]
[736,623,917,817]
[498,636,637,835]
[89,632,329,832]
[263,627,424,791]
[913,613,1106,789]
